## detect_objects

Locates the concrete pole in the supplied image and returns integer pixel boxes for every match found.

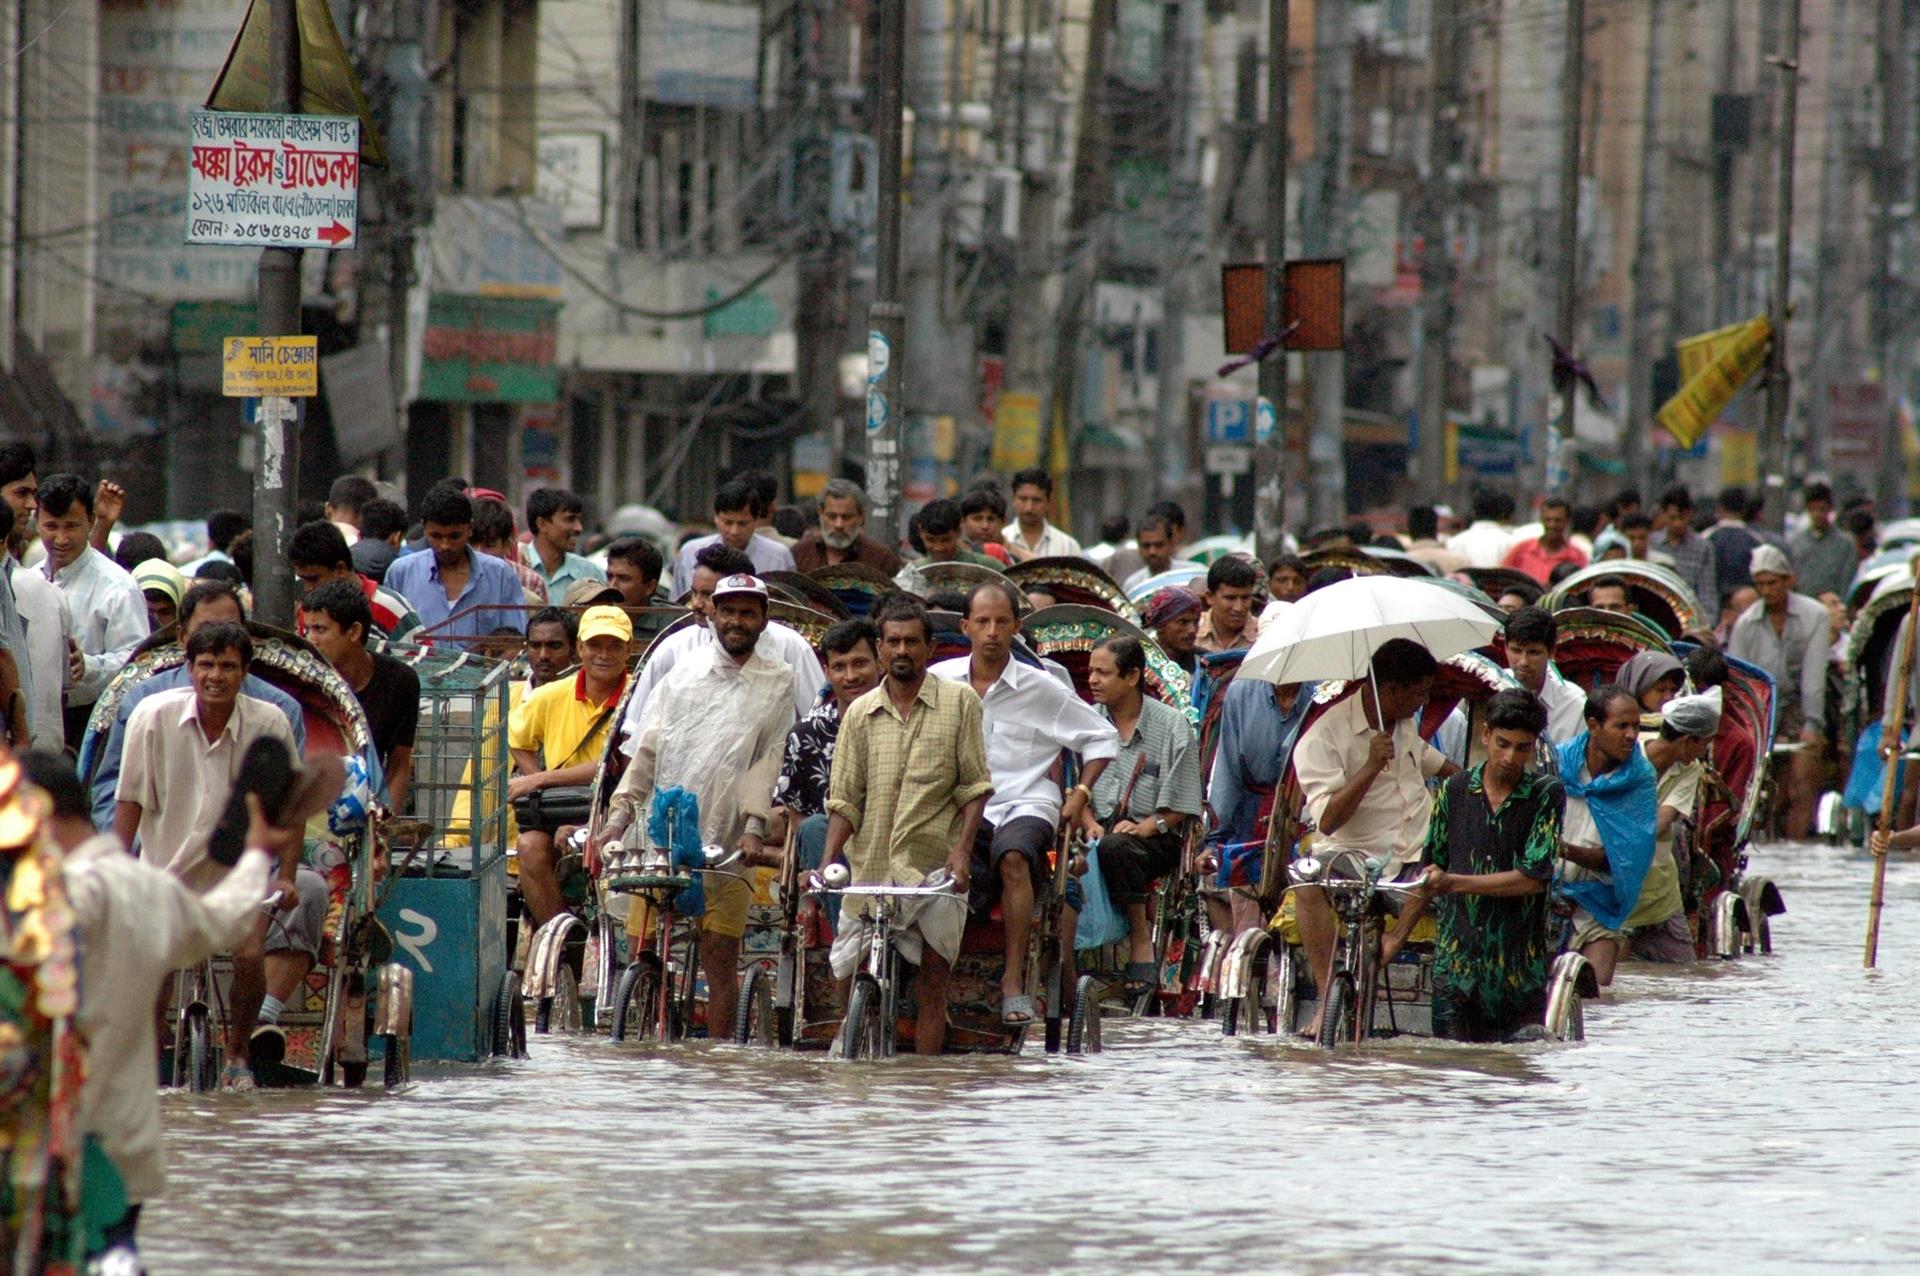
[1414,0,1459,504]
[252,0,302,627]
[865,0,908,548]
[1154,0,1206,505]
[1303,0,1348,529]
[1253,0,1290,562]
[1623,0,1664,495]
[1762,0,1801,525]
[1549,0,1584,498]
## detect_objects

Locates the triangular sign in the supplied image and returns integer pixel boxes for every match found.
[204,0,388,167]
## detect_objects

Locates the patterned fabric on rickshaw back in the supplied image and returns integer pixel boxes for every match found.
[1004,557,1144,625]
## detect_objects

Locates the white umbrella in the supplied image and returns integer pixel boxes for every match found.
[1239,575,1502,699]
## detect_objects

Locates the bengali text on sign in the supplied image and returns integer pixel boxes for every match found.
[223,336,319,397]
[187,109,360,250]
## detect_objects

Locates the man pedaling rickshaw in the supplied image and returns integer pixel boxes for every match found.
[591,575,795,1035]
[1290,639,1458,1040]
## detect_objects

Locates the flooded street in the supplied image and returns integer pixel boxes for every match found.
[144,844,1920,1274]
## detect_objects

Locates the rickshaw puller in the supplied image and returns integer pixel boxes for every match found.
[1291,639,1457,1040]
[821,598,993,1055]
[930,580,1118,1027]
[596,575,795,1036]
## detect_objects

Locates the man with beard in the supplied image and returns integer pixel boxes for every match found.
[792,479,902,575]
[618,543,825,746]
[820,596,992,1054]
[597,575,796,1033]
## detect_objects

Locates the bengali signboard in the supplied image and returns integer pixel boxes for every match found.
[186,109,360,250]
[222,336,318,397]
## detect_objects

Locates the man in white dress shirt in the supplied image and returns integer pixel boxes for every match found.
[1001,467,1084,562]
[930,579,1118,1025]
[0,444,70,751]
[37,472,148,745]
[669,476,798,596]
[1446,489,1518,569]
[621,543,824,753]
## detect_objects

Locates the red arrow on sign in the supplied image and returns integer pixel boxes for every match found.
[316,220,353,246]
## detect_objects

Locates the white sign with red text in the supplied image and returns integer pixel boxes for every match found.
[186,109,359,249]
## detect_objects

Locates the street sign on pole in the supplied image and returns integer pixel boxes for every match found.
[222,336,319,397]
[187,109,360,250]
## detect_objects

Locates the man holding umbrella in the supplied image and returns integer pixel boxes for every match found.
[1240,576,1498,1039]
[1291,638,1457,1038]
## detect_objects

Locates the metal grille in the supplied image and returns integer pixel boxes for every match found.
[398,647,512,875]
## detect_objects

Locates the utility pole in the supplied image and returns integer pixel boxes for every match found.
[865,0,907,548]
[1761,0,1801,525]
[1710,0,1740,327]
[252,0,302,627]
[1874,0,1911,510]
[902,0,950,497]
[1548,0,1584,497]
[1804,0,1851,481]
[1155,0,1205,506]
[1623,0,1664,495]
[1302,0,1348,530]
[1253,0,1290,562]
[1414,0,1461,504]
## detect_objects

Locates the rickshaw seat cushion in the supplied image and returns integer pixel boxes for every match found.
[1266,895,1436,946]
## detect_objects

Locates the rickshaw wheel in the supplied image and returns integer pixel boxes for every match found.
[537,967,584,1035]
[1065,975,1102,1055]
[610,959,663,1043]
[836,979,886,1059]
[1566,995,1585,1043]
[184,1007,218,1092]
[733,966,777,1046]
[1317,975,1352,1050]
[492,971,527,1059]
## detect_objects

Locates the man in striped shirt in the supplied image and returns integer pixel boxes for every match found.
[289,520,422,642]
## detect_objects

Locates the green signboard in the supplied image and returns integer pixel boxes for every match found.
[419,294,561,402]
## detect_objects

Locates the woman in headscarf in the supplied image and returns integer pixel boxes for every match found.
[1618,650,1685,715]
[1143,586,1204,678]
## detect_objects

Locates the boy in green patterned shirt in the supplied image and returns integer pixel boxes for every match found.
[1383,689,1563,1042]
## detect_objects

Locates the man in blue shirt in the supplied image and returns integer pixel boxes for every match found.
[1203,675,1316,936]
[386,486,527,641]
[81,579,307,830]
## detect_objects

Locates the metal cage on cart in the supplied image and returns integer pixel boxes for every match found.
[377,646,518,1062]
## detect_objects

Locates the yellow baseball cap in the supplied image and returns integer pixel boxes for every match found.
[577,604,633,644]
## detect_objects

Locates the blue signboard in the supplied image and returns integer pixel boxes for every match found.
[1206,398,1251,444]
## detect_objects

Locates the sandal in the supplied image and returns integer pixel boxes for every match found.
[1001,994,1037,1026]
[1123,961,1157,998]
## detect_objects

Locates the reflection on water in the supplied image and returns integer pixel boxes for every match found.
[144,846,1920,1274]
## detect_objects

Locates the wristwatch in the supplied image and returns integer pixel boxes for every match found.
[1153,815,1168,836]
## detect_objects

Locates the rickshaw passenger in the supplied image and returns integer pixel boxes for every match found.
[301,580,419,811]
[112,624,327,1090]
[821,598,993,1055]
[1504,607,1585,745]
[619,544,826,745]
[930,580,1118,1027]
[1203,674,1316,937]
[1619,650,1685,715]
[1381,690,1562,1042]
[507,605,632,929]
[384,487,527,641]
[597,575,795,1036]
[287,519,423,642]
[1292,639,1456,1039]
[772,619,882,929]
[1143,586,1204,678]
[87,581,306,831]
[1195,556,1259,654]
[1556,685,1660,988]
[1624,689,1721,962]
[1080,636,1203,993]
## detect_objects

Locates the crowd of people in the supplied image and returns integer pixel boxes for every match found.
[3,439,1907,1271]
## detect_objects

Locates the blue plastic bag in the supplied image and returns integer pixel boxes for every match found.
[1074,844,1133,952]
[647,787,706,916]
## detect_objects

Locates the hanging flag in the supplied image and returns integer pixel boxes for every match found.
[1675,318,1756,382]
[1655,316,1771,449]
[204,0,388,166]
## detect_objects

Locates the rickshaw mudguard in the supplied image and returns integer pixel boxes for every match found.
[1193,929,1229,993]
[1544,952,1595,1036]
[523,913,589,1000]
[1742,875,1786,917]
[1706,890,1751,958]
[1217,929,1271,1001]
[374,962,414,1037]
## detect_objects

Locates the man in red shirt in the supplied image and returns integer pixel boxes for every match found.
[1503,498,1588,584]
[289,520,423,641]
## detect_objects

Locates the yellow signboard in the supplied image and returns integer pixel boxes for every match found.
[1656,316,1770,449]
[222,336,319,397]
[1675,318,1755,382]
[991,392,1042,470]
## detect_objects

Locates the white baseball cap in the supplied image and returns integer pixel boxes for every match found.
[712,573,769,601]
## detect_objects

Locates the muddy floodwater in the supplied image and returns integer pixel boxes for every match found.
[143,843,1920,1273]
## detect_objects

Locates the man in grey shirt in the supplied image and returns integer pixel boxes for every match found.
[1786,481,1858,603]
[1727,544,1832,840]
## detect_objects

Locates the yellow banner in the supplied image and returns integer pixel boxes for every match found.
[204,0,388,166]
[991,392,1041,470]
[1656,316,1771,449]
[222,335,318,397]
[1675,318,1755,382]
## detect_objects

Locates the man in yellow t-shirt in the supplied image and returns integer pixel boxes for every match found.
[507,605,632,927]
